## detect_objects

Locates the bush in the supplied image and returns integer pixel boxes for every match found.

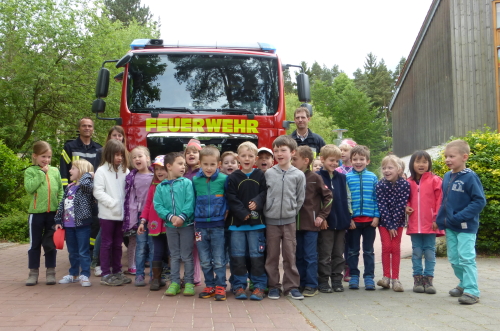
[0,210,29,243]
[433,128,500,253]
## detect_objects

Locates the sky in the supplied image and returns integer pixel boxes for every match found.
[142,0,434,77]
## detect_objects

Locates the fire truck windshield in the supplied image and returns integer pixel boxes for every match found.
[127,53,279,115]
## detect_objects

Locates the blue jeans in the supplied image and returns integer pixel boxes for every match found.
[411,234,436,276]
[231,229,267,290]
[92,229,101,264]
[296,230,319,288]
[347,222,376,278]
[65,225,92,277]
[136,228,154,278]
[446,229,480,297]
[195,227,227,287]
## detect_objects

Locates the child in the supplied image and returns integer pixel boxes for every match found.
[265,135,306,300]
[220,151,238,175]
[183,139,203,286]
[317,145,351,293]
[193,146,228,301]
[345,145,380,290]
[138,155,167,290]
[436,140,486,305]
[406,150,444,294]
[93,139,130,286]
[375,155,410,292]
[292,146,332,297]
[336,139,357,174]
[226,142,267,300]
[24,141,63,286]
[256,147,274,172]
[154,152,196,296]
[312,157,322,172]
[123,146,154,285]
[54,159,94,287]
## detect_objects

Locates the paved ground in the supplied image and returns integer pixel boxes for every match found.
[0,236,498,331]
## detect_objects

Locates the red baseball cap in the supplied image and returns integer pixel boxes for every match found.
[53,228,65,250]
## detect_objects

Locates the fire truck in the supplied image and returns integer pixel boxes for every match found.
[92,39,311,156]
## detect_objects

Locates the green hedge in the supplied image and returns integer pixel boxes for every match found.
[433,128,500,253]
[0,210,29,243]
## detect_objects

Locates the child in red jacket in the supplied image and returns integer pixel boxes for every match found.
[405,151,444,294]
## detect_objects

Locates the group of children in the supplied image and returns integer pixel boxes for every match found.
[25,131,486,304]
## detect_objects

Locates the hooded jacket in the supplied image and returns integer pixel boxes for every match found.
[296,170,332,231]
[406,172,445,236]
[140,180,165,235]
[346,168,380,219]
[154,176,195,228]
[226,168,267,227]
[376,177,410,231]
[123,167,154,231]
[436,168,486,234]
[264,165,306,226]
[290,129,326,156]
[59,136,101,187]
[317,169,351,230]
[54,172,94,227]
[93,162,129,221]
[25,165,63,214]
[192,169,228,228]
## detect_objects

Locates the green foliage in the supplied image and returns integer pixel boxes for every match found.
[104,0,156,27]
[0,210,30,243]
[0,141,31,215]
[433,128,500,253]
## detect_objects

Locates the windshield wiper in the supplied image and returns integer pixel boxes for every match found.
[197,108,255,118]
[132,107,196,114]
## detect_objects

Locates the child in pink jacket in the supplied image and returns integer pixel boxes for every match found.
[406,151,444,295]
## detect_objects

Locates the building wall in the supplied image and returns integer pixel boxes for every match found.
[393,0,455,156]
[450,0,497,136]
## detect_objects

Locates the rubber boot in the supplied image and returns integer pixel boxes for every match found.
[423,276,436,294]
[150,261,162,291]
[46,268,56,285]
[26,269,39,286]
[413,275,424,293]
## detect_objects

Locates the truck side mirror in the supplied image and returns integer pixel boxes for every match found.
[296,73,311,103]
[301,103,313,117]
[92,99,106,114]
[95,68,110,98]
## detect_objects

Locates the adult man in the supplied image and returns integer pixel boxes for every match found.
[290,107,326,156]
[60,117,102,186]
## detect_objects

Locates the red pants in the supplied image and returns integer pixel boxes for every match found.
[379,226,403,279]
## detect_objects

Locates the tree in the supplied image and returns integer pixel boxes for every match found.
[104,0,155,27]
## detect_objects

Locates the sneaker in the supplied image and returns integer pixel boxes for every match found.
[234,288,248,300]
[318,282,333,293]
[302,287,318,297]
[343,266,351,282]
[165,282,181,296]
[214,286,226,301]
[94,266,102,277]
[392,279,404,292]
[79,275,91,287]
[125,268,136,275]
[100,274,124,286]
[458,293,480,305]
[377,276,391,289]
[349,275,359,289]
[183,283,196,296]
[199,286,215,299]
[268,288,280,300]
[116,272,132,284]
[288,289,304,300]
[449,286,464,297]
[364,277,375,291]
[332,280,344,292]
[250,288,265,301]
[135,275,146,287]
[59,275,78,284]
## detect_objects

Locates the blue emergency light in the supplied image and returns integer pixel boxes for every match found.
[130,39,276,53]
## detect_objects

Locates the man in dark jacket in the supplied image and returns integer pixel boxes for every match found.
[290,107,326,157]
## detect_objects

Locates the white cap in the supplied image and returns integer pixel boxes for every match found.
[258,147,273,156]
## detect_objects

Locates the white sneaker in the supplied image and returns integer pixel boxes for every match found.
[94,266,102,277]
[59,275,78,284]
[79,275,92,287]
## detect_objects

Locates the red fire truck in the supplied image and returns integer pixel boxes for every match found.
[92,39,311,156]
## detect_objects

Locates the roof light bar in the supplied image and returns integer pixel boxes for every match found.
[130,39,276,53]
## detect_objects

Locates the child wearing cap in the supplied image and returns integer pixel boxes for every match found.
[336,139,357,175]
[256,147,274,172]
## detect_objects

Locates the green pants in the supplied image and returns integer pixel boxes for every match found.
[446,229,479,297]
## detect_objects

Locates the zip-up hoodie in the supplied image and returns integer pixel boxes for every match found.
[25,165,63,214]
[93,162,129,221]
[54,172,94,227]
[123,167,154,231]
[407,172,445,236]
[436,168,486,234]
[192,169,227,228]
[154,176,195,228]
[376,177,410,231]
[140,180,165,235]
[317,169,351,230]
[296,170,332,231]
[346,168,380,218]
[264,165,306,226]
